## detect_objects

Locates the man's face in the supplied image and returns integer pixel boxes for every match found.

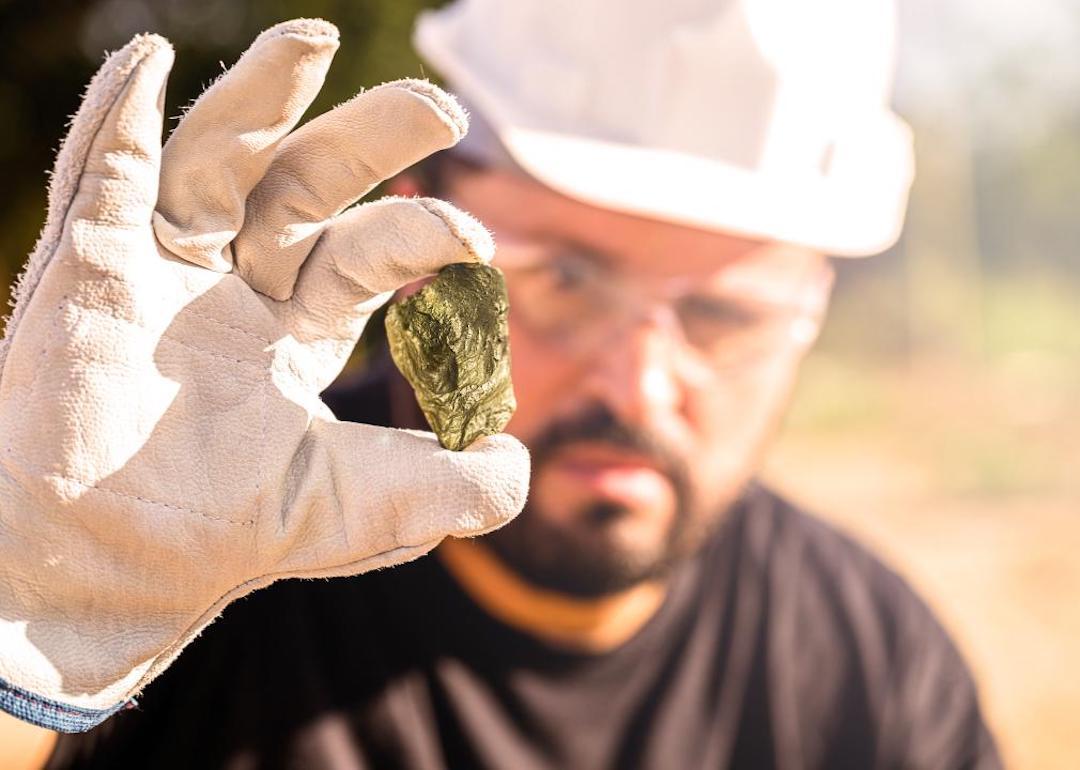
[440,164,832,597]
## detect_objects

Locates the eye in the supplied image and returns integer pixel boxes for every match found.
[536,252,601,294]
[504,250,605,339]
[677,296,763,331]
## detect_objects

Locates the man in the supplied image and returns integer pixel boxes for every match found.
[0,1,1001,768]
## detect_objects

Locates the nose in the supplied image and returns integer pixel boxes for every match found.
[581,308,686,428]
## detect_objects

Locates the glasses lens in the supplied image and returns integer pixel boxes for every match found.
[676,294,803,368]
[501,246,821,370]
[502,250,612,341]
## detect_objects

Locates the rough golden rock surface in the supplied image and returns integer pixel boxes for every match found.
[386,263,516,451]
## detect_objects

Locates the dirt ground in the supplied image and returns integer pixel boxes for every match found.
[764,358,1080,770]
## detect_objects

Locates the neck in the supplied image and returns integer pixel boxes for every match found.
[438,538,668,653]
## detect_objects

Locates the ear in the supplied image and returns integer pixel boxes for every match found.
[386,172,425,198]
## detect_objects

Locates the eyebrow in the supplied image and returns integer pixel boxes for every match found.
[539,238,620,270]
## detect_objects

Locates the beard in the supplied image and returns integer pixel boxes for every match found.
[483,402,712,598]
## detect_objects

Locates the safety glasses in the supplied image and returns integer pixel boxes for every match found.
[496,239,831,383]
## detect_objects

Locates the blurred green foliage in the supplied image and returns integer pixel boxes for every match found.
[0,0,446,306]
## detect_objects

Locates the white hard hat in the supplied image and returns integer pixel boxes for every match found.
[414,0,915,256]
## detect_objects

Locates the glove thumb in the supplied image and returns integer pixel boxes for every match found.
[270,418,530,577]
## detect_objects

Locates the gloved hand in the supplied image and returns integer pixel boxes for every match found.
[0,19,529,732]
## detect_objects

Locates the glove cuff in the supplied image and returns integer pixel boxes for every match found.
[0,675,132,733]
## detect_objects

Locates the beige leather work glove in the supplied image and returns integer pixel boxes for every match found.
[0,19,529,732]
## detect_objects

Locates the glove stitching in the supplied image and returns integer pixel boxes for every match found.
[60,296,270,370]
[0,44,152,378]
[10,293,262,525]
[181,308,270,343]
[66,263,273,345]
[182,308,270,344]
[1,455,256,526]
[21,299,67,414]
[37,297,270,374]
[49,252,273,347]
[156,332,265,370]
[255,378,268,535]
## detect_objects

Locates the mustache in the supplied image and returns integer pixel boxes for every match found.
[528,402,690,494]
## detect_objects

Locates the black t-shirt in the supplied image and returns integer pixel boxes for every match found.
[45,373,1002,770]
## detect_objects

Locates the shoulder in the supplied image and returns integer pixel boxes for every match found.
[741,483,938,638]
[742,484,963,681]
[739,484,1000,767]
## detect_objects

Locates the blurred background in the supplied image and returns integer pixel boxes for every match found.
[0,1,1076,766]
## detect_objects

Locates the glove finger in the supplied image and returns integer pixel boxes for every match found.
[274,420,530,577]
[0,34,173,384]
[65,35,174,232]
[285,196,493,354]
[153,19,339,271]
[233,79,467,300]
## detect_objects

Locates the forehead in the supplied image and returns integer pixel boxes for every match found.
[443,164,826,282]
